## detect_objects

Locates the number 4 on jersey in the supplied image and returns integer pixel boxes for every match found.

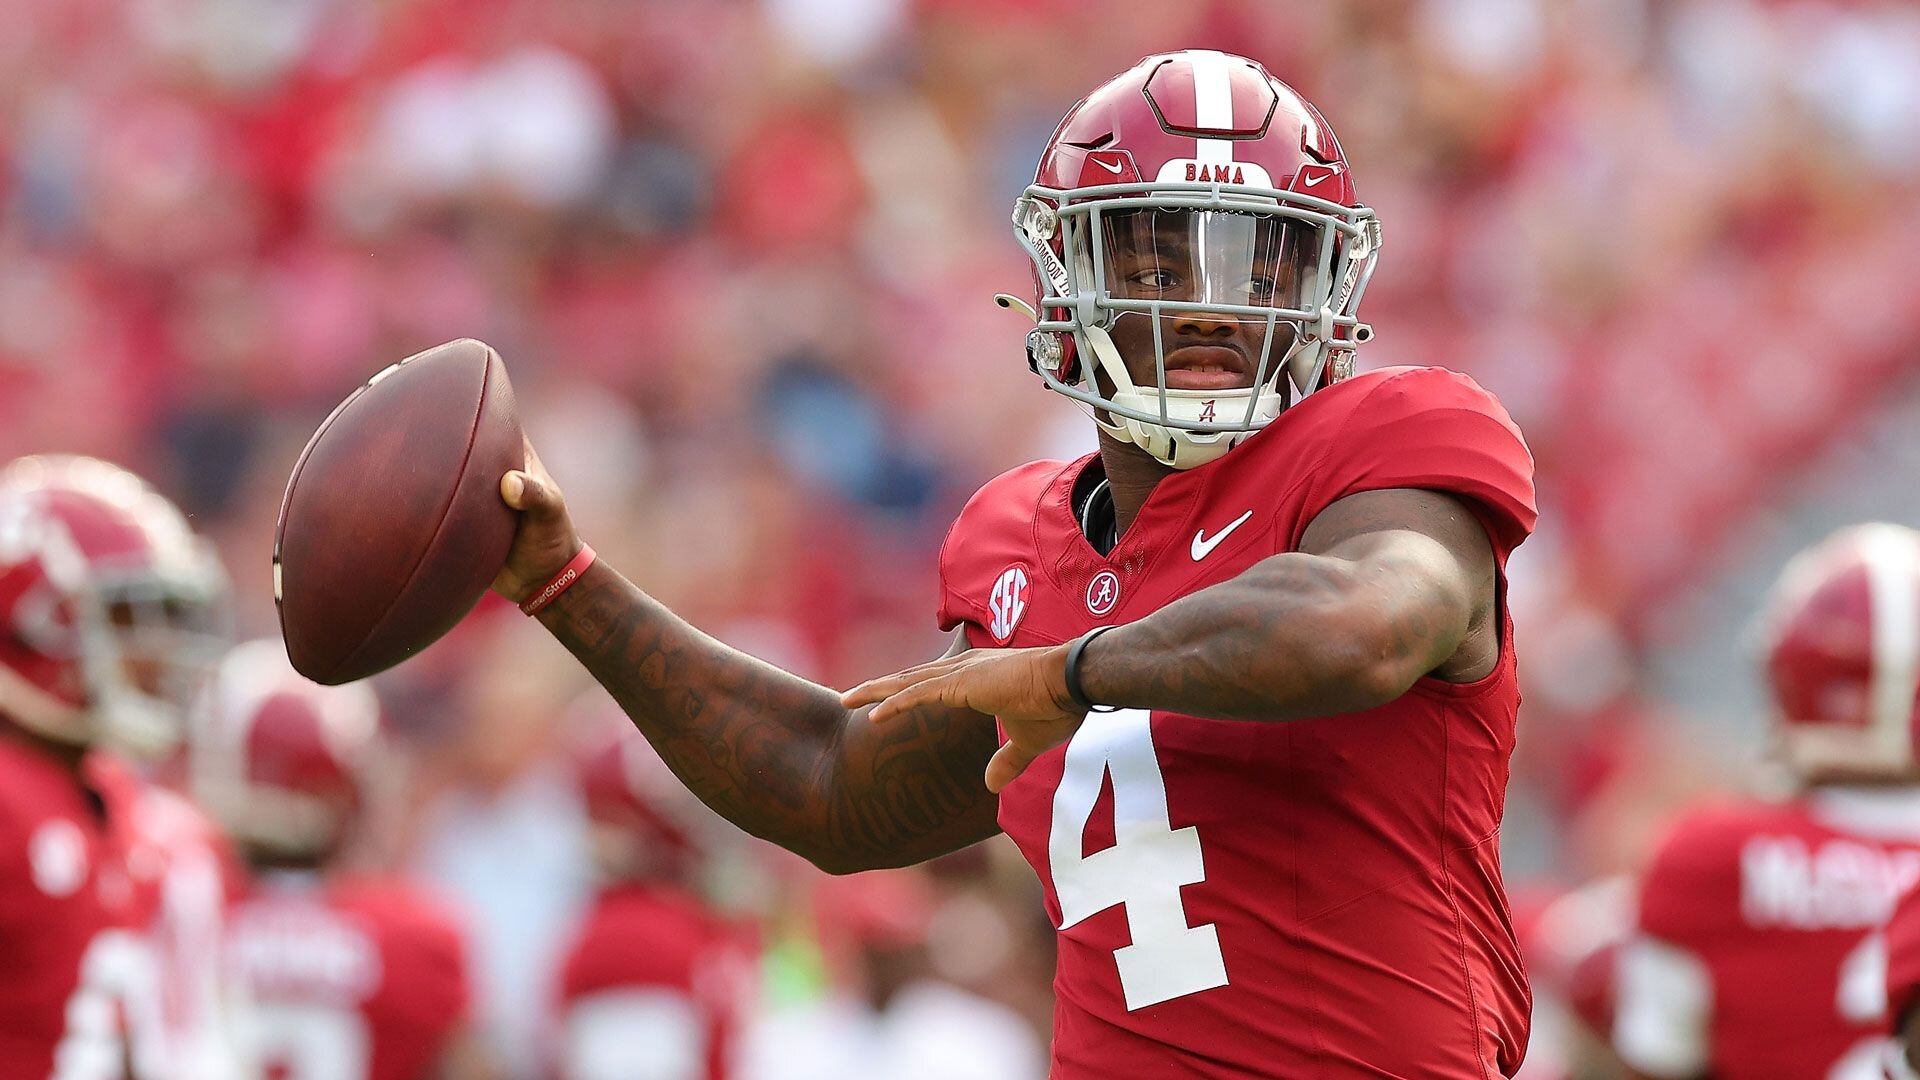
[1047,708,1229,1010]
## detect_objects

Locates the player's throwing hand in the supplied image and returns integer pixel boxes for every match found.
[493,437,584,605]
[843,645,1085,793]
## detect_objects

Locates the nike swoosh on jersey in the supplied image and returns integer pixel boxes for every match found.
[1191,510,1256,561]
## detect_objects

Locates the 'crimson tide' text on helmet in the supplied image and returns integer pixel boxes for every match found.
[1005,49,1380,470]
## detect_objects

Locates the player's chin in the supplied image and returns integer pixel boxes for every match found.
[1160,373,1259,392]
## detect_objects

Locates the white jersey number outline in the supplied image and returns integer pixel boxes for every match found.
[1045,708,1228,1009]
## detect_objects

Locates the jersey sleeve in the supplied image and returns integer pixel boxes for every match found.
[1298,367,1536,558]
[936,459,1075,634]
[1634,808,1744,949]
[374,889,473,1046]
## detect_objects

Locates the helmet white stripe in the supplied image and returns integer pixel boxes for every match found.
[1186,49,1235,166]
[1862,525,1920,759]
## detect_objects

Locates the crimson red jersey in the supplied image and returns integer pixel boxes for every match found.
[224,873,471,1080]
[938,367,1538,1078]
[132,784,246,1080]
[1617,793,1920,1080]
[0,740,164,1079]
[554,882,751,1080]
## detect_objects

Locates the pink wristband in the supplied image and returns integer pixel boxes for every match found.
[521,545,596,615]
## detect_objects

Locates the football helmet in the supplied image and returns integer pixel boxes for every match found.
[0,488,129,745]
[1005,49,1380,470]
[192,639,381,859]
[1761,523,1920,778]
[0,455,230,755]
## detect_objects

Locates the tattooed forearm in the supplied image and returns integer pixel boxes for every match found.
[538,562,1001,873]
[1077,488,1495,722]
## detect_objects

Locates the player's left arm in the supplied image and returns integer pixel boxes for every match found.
[1074,486,1497,718]
[845,486,1497,789]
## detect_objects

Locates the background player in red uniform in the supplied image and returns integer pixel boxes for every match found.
[0,484,170,1078]
[551,708,751,1080]
[2,455,242,1080]
[492,49,1537,1076]
[201,639,489,1080]
[1613,523,1920,1080]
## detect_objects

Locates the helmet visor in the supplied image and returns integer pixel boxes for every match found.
[1099,208,1323,313]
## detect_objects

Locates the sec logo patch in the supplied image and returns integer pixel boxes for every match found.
[988,566,1031,643]
[1085,570,1120,616]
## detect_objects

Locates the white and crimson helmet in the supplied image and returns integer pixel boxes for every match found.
[0,488,129,745]
[1761,523,1920,778]
[0,455,229,755]
[193,639,381,859]
[1007,49,1380,470]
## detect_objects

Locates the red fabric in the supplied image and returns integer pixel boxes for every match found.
[1887,881,1920,1038]
[0,742,158,1077]
[1635,798,1920,1079]
[554,883,750,1080]
[225,874,472,1080]
[938,366,1537,1077]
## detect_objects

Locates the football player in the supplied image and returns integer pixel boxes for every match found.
[201,639,487,1080]
[552,708,751,1080]
[494,50,1537,1076]
[1614,523,1920,1079]
[1,454,240,1080]
[0,484,168,1077]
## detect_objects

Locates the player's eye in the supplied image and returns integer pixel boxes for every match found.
[1127,268,1181,291]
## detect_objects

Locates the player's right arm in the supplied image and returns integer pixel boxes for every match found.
[491,451,1001,875]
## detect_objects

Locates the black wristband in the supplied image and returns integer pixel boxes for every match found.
[1064,625,1122,714]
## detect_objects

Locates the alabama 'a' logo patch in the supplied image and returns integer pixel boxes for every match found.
[1085,570,1121,616]
[988,565,1031,643]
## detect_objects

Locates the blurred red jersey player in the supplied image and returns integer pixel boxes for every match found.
[201,640,486,1080]
[1615,524,1920,1080]
[552,708,751,1080]
[491,49,1537,1077]
[0,483,169,1078]
[2,454,240,1080]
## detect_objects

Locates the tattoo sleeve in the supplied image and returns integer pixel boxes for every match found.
[536,562,1002,873]
[1076,488,1496,722]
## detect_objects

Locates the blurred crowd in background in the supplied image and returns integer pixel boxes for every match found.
[4,0,1920,1074]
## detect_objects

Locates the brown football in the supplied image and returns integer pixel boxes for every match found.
[274,338,525,684]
